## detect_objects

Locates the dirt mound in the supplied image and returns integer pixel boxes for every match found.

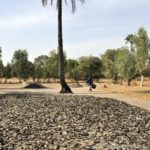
[24,83,46,89]
[70,82,83,88]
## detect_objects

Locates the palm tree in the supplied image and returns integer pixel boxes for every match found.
[42,0,84,93]
[125,34,135,55]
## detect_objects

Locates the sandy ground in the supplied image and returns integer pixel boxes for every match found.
[0,82,150,111]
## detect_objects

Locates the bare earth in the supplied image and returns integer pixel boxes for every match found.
[0,81,150,111]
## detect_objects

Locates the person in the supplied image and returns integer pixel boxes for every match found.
[86,76,93,91]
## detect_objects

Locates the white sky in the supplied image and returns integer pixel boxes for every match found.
[0,0,150,65]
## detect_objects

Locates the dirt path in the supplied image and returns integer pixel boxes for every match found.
[0,84,149,111]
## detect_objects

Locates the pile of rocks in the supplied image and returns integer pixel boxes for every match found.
[0,94,150,149]
[24,83,46,89]
[70,82,83,88]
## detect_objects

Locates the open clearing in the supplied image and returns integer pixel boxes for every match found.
[0,81,149,111]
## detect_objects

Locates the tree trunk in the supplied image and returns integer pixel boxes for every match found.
[127,79,131,86]
[32,77,35,82]
[4,78,7,84]
[139,69,144,87]
[140,75,144,87]
[58,0,72,93]
[19,78,21,83]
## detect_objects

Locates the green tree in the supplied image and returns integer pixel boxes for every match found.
[115,48,136,86]
[0,60,3,83]
[11,49,30,82]
[101,49,118,83]
[45,50,67,81]
[66,58,79,81]
[26,61,35,81]
[42,0,85,93]
[4,63,12,83]
[34,55,49,82]
[46,50,59,79]
[134,27,150,87]
[142,65,150,77]
[78,56,102,80]
[0,47,4,83]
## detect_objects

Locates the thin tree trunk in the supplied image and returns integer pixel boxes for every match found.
[139,69,144,87]
[19,78,21,83]
[4,78,7,84]
[58,0,72,93]
[127,79,131,86]
[140,75,144,87]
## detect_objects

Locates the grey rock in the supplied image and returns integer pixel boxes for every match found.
[0,93,150,149]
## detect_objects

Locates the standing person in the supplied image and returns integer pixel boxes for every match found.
[86,76,93,91]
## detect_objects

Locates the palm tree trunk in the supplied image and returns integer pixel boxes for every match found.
[58,0,72,93]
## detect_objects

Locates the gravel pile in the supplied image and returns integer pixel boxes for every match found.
[0,94,150,150]
[24,83,46,89]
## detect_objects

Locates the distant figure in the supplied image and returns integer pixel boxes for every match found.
[86,76,93,91]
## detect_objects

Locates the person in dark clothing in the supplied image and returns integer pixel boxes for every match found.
[86,76,93,91]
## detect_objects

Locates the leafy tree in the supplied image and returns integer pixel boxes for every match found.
[142,65,150,77]
[26,61,35,81]
[101,49,118,83]
[4,63,12,83]
[134,27,150,86]
[115,48,136,86]
[34,55,49,82]
[0,60,3,83]
[66,58,79,81]
[125,34,135,55]
[11,49,30,82]
[45,50,67,80]
[42,0,85,93]
[0,47,4,83]
[78,56,102,80]
[46,50,59,79]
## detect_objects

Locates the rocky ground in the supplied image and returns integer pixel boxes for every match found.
[0,93,150,150]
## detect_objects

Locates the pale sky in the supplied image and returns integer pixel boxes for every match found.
[0,0,150,65]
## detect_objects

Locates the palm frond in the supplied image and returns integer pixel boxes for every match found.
[51,0,54,6]
[42,0,54,6]
[42,0,85,12]
[71,0,85,13]
[64,0,68,5]
[42,0,48,6]
[71,0,76,13]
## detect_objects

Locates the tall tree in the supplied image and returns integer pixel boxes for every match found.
[115,48,136,86]
[11,49,30,82]
[101,49,119,83]
[134,27,150,87]
[42,0,84,93]
[0,60,3,83]
[78,56,102,80]
[66,58,79,81]
[34,55,49,82]
[0,47,4,83]
[46,49,67,80]
[4,63,12,83]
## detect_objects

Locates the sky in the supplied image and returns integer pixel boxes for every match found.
[0,0,150,65]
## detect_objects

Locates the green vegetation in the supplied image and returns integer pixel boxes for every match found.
[0,27,150,86]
